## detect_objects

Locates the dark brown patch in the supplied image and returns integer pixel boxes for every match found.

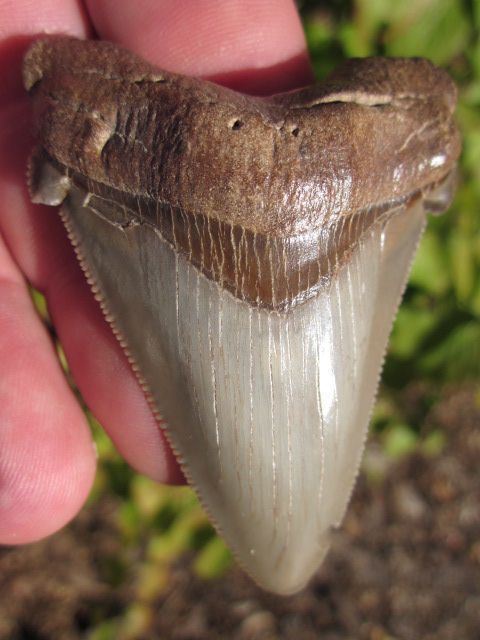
[24,38,460,309]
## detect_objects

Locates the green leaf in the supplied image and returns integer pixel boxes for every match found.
[89,413,117,459]
[461,127,480,182]
[420,320,480,380]
[193,536,232,579]
[117,604,152,640]
[30,287,49,322]
[409,230,451,295]
[473,0,480,29]
[421,430,447,456]
[304,14,334,50]
[471,279,480,318]
[339,22,373,57]
[448,230,476,304]
[136,562,170,599]
[383,423,419,458]
[131,476,180,521]
[340,0,400,56]
[383,0,471,64]
[303,11,345,78]
[88,621,118,640]
[371,394,399,431]
[390,304,438,359]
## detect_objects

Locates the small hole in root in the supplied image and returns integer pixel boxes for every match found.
[230,119,243,130]
[291,127,300,137]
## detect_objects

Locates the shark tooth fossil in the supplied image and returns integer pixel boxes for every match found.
[23,37,460,595]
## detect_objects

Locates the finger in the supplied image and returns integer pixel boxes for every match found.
[86,0,313,93]
[0,235,96,544]
[0,2,93,544]
[0,0,88,42]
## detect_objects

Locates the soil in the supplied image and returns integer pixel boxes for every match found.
[1,386,479,640]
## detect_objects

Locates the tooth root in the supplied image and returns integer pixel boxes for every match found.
[57,177,427,594]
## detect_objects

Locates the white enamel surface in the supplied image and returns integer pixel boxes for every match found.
[62,186,426,594]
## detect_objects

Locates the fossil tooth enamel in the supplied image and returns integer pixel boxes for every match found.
[24,37,460,595]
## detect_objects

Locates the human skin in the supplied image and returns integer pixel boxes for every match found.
[0,0,313,545]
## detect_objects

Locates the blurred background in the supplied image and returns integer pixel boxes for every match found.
[1,1,479,638]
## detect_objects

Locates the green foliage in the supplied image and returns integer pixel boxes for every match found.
[382,422,419,458]
[193,536,232,579]
[96,438,232,580]
[303,0,473,63]
[86,422,232,636]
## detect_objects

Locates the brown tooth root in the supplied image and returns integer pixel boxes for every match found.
[24,37,460,595]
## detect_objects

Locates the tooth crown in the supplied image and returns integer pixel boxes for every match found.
[24,37,459,594]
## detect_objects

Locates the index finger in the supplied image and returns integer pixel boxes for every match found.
[86,0,313,94]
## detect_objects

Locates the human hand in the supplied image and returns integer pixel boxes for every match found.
[0,0,313,544]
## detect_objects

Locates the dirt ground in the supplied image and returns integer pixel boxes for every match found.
[1,386,479,640]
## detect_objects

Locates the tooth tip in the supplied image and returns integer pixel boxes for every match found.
[232,533,331,595]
